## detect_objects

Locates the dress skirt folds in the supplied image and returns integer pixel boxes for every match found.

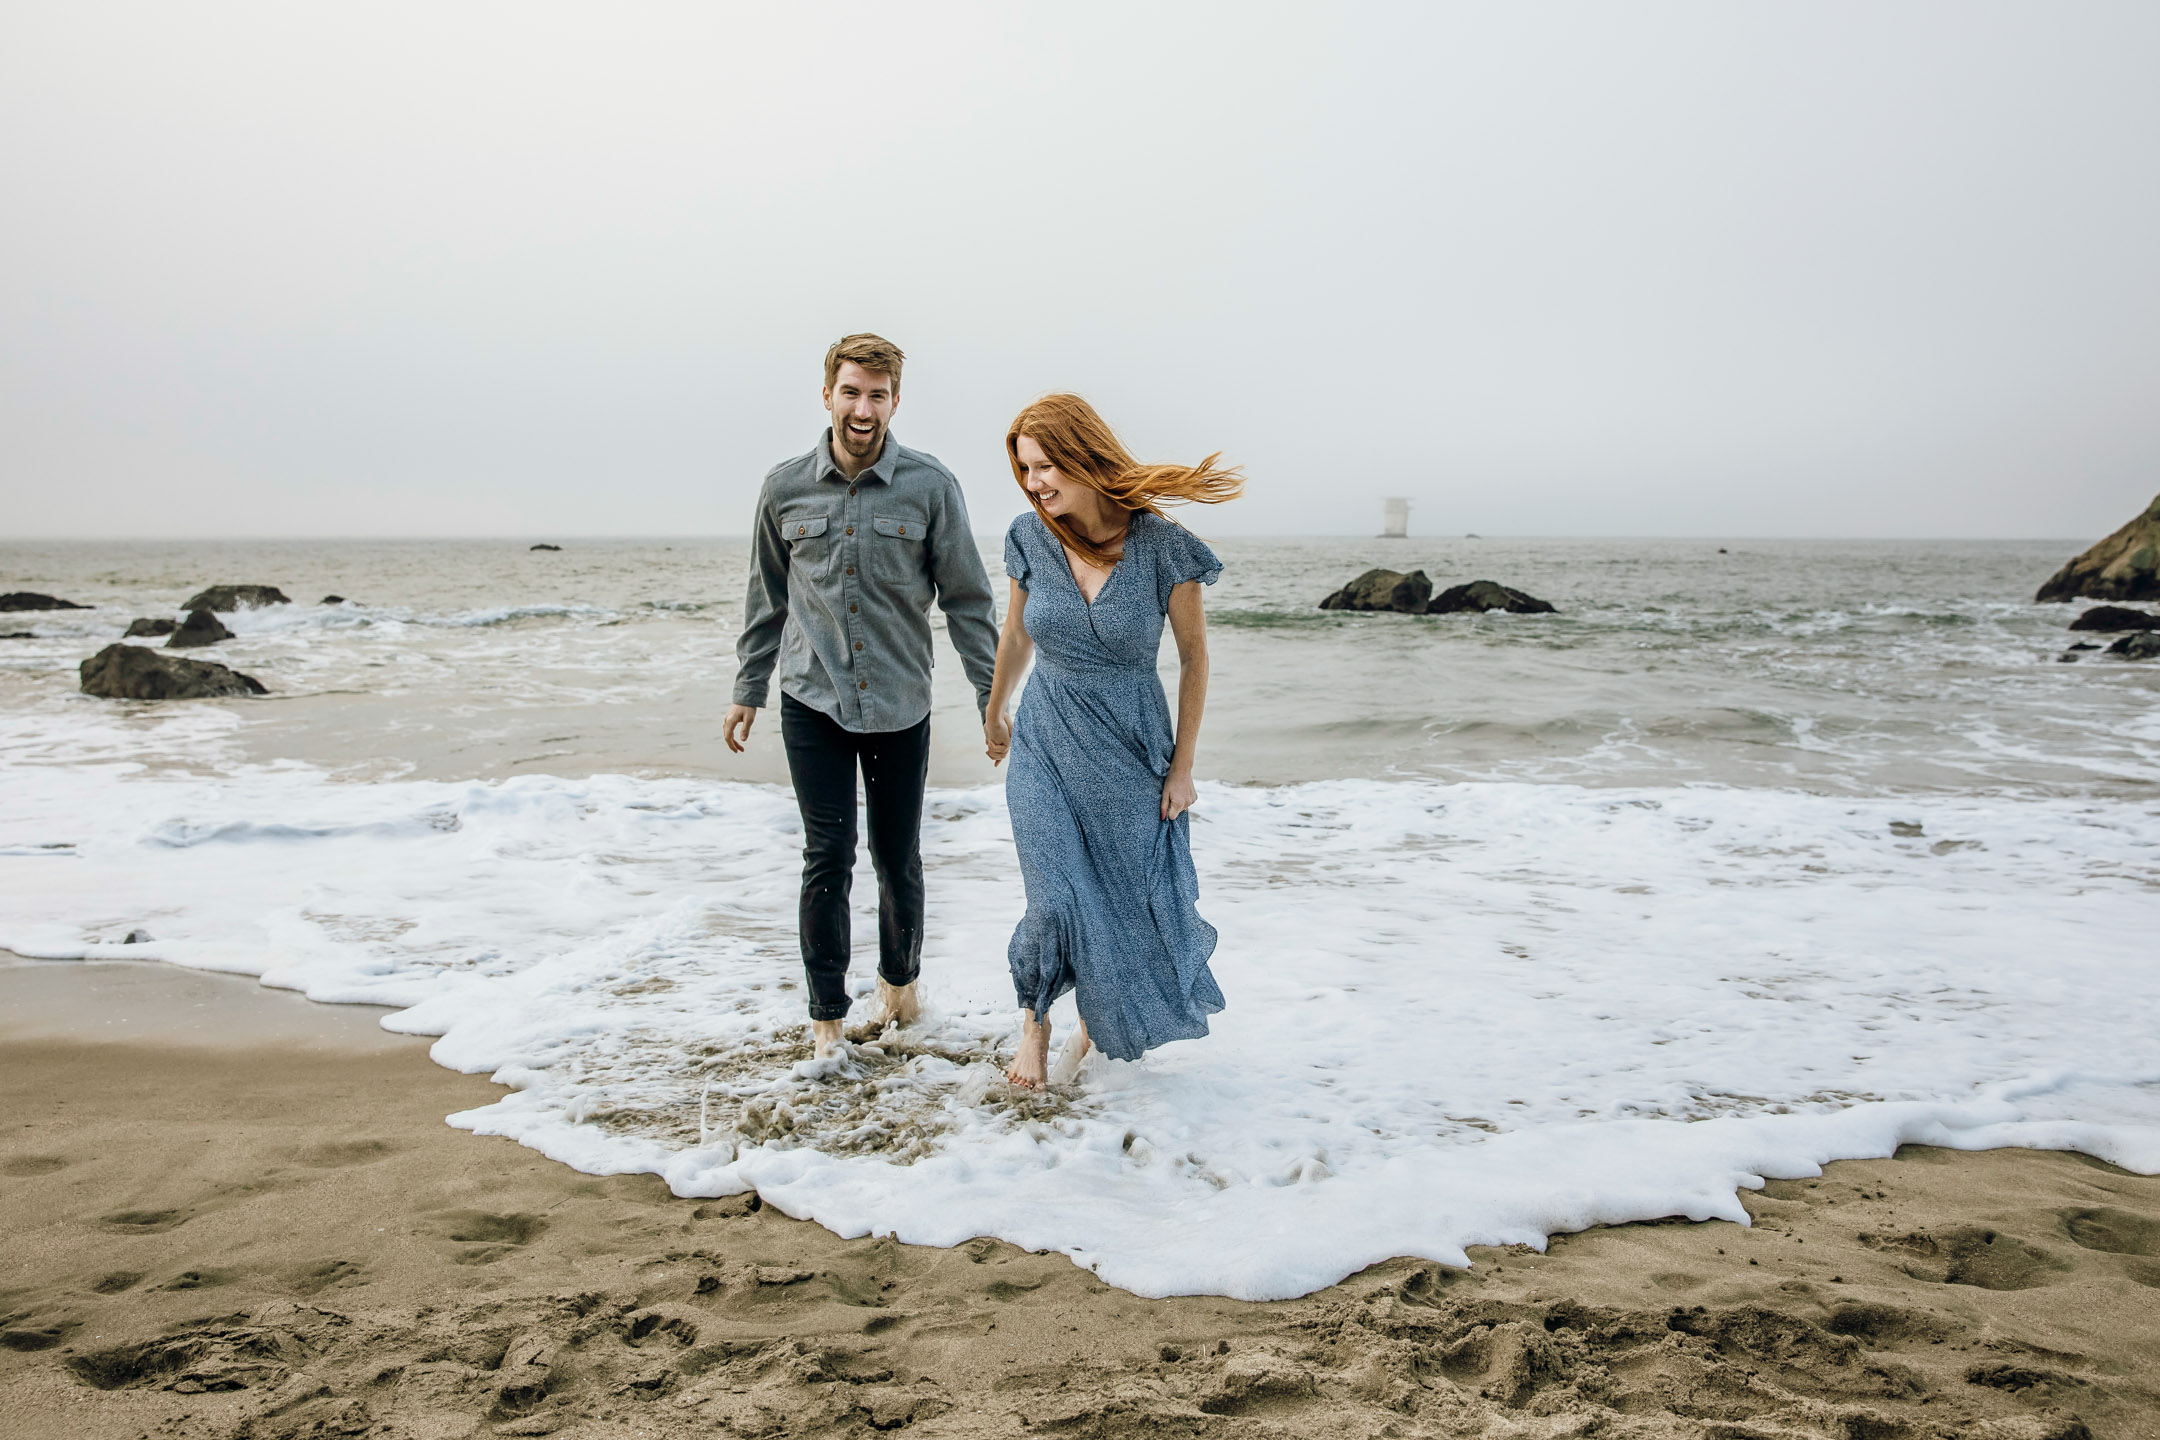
[1002,510,1224,1062]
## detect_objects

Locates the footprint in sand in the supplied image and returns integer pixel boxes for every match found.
[1863,1225,2066,1290]
[2058,1205,2160,1256]
[97,1207,192,1234]
[0,1316,82,1352]
[1,1155,70,1177]
[425,1210,549,1265]
[90,1271,145,1294]
[291,1139,401,1169]
[285,1258,367,1295]
[155,1268,243,1291]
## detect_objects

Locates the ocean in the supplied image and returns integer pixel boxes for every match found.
[2,534,2156,1298]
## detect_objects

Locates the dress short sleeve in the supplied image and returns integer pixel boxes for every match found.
[1156,517,1222,611]
[1003,516,1032,591]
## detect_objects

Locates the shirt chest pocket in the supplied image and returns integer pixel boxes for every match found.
[782,514,830,544]
[872,515,927,542]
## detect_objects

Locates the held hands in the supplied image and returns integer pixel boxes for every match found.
[1161,769,1197,822]
[983,710,1012,766]
[723,704,757,753]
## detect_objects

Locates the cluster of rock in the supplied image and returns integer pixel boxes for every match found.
[1,592,91,611]
[76,581,295,699]
[79,644,267,699]
[2036,493,2160,603]
[1319,569,1556,615]
[182,584,291,611]
[2040,495,2160,661]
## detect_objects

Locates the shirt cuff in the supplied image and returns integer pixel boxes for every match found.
[732,682,768,709]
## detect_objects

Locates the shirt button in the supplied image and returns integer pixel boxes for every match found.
[846,566,854,576]
[898,525,906,535]
[854,641,863,651]
[858,680,868,690]
[849,603,857,613]
[849,486,857,496]
[845,526,854,536]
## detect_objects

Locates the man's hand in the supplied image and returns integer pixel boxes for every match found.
[724,704,758,753]
[1161,769,1197,821]
[983,710,1011,766]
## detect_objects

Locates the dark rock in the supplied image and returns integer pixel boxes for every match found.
[2067,642,2100,650]
[1428,579,1557,615]
[2057,652,2080,663]
[1,631,33,640]
[2106,631,2160,660]
[80,644,266,700]
[320,595,345,605]
[2069,605,2160,632]
[0,592,90,611]
[165,610,234,649]
[1319,568,1432,613]
[2036,493,2160,602]
[181,584,291,612]
[530,544,562,552]
[124,617,177,638]
[123,929,153,944]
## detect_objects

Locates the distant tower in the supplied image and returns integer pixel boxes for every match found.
[1380,498,1410,538]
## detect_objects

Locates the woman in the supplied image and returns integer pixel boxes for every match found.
[982,394,1242,1088]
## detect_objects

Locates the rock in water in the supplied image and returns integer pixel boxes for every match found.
[320,594,345,605]
[1428,580,1558,615]
[2035,493,2160,602]
[79,644,266,699]
[1318,568,1432,612]
[2068,605,2160,632]
[530,543,562,551]
[2107,631,2160,660]
[165,609,234,648]
[180,584,291,612]
[0,592,90,611]
[124,617,177,638]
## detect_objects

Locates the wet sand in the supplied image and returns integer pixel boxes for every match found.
[2,960,2155,1439]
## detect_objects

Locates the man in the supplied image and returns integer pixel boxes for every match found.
[724,334,1000,1058]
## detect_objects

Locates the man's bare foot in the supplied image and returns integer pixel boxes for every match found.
[1005,1009,1051,1090]
[1049,1018,1092,1085]
[811,1018,844,1058]
[874,977,921,1029]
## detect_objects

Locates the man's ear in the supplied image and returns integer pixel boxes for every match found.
[821,386,834,413]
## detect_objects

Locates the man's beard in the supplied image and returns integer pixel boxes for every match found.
[837,420,884,458]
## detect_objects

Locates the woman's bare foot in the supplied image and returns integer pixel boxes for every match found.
[1048,1018,1092,1085]
[811,1018,844,1058]
[1005,1009,1051,1089]
[874,977,920,1029]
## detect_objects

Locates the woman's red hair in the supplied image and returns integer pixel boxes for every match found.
[1007,394,1243,569]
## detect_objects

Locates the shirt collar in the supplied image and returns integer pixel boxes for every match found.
[817,427,900,486]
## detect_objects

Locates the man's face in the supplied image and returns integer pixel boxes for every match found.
[823,361,897,462]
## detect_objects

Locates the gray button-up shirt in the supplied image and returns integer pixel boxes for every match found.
[733,430,1001,733]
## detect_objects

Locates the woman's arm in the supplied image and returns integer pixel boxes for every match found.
[983,578,1033,765]
[1162,579,1208,820]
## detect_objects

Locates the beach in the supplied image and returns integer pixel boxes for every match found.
[3,535,2158,1435]
[4,958,2154,1438]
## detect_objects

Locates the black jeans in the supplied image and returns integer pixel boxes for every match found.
[780,693,931,1021]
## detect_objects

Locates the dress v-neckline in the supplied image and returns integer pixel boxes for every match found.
[1059,517,1131,608]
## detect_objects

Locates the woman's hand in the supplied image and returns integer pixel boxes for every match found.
[984,710,1012,765]
[1161,769,1197,821]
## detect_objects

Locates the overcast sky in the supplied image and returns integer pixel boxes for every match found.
[5,3,2157,539]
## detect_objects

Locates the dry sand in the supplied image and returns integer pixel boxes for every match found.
[2,960,2156,1440]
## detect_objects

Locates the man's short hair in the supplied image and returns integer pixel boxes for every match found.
[824,333,905,395]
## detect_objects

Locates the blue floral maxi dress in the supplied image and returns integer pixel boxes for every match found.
[1002,510,1225,1062]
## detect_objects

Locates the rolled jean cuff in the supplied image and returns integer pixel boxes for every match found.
[807,997,852,1022]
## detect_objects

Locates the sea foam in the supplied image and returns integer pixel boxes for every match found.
[4,734,2156,1299]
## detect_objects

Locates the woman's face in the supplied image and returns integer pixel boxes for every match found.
[1016,434,1098,522]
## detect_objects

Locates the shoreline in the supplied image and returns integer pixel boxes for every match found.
[3,961,2155,1436]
